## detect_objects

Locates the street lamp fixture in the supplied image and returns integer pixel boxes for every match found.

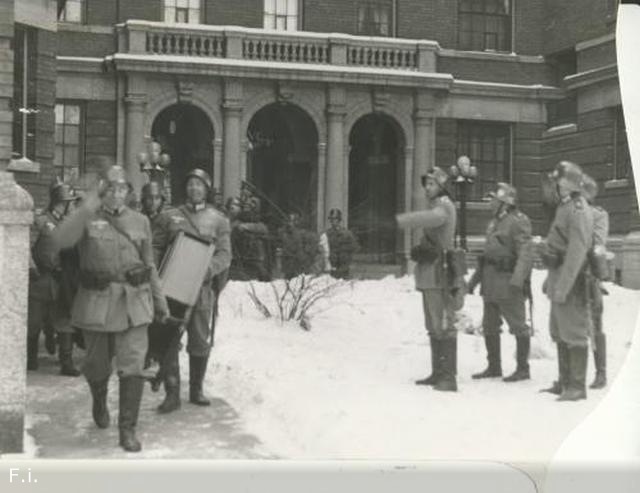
[138,139,171,183]
[448,155,478,251]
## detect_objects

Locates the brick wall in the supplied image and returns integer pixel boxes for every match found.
[303,0,358,34]
[84,100,117,175]
[0,1,14,170]
[117,0,162,22]
[577,38,616,73]
[438,57,552,85]
[86,0,117,25]
[204,0,262,28]
[57,31,115,58]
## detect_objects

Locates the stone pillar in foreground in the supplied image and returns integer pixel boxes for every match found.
[0,171,33,453]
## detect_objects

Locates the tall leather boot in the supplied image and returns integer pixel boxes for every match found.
[44,327,57,356]
[434,338,458,392]
[157,365,181,414]
[415,337,441,386]
[472,334,502,379]
[541,341,568,394]
[189,356,211,406]
[58,333,81,377]
[88,377,110,429]
[557,345,588,402]
[503,336,530,382]
[590,333,607,389]
[27,336,39,371]
[118,376,144,452]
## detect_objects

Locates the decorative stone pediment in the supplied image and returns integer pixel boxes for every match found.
[176,80,195,103]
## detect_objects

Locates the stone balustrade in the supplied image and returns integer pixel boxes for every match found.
[117,21,438,72]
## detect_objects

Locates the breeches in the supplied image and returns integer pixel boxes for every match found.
[421,289,456,340]
[82,325,148,381]
[482,292,530,337]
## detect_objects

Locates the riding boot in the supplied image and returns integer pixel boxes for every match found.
[589,333,607,389]
[27,336,39,371]
[44,327,57,356]
[88,377,110,429]
[472,334,502,379]
[189,356,211,406]
[503,336,530,382]
[557,345,588,402]
[118,376,144,452]
[415,337,441,386]
[434,338,458,392]
[157,365,181,414]
[541,341,568,394]
[58,333,81,377]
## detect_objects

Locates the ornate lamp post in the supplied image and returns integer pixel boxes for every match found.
[448,155,478,251]
[138,139,171,202]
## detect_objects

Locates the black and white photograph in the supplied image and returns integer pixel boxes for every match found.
[1,0,640,491]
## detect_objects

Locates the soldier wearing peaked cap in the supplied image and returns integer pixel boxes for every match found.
[52,165,170,452]
[581,174,610,390]
[468,182,535,383]
[28,178,82,376]
[396,166,460,392]
[539,161,595,402]
[153,168,231,413]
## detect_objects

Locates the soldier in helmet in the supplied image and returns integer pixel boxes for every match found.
[140,181,169,266]
[468,183,535,382]
[396,167,459,392]
[28,178,82,376]
[52,165,169,452]
[320,209,360,280]
[539,161,595,401]
[153,168,231,413]
[582,174,610,389]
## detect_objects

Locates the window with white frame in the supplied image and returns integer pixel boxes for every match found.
[458,0,512,52]
[58,0,85,23]
[264,0,299,31]
[164,0,202,24]
[54,103,84,182]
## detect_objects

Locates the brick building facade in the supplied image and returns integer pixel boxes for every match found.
[2,0,635,269]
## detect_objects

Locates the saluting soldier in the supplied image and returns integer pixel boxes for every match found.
[396,167,459,392]
[53,165,169,452]
[582,174,610,389]
[28,179,81,376]
[539,161,594,401]
[154,168,231,413]
[468,183,534,382]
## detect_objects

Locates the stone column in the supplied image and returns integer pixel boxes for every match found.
[316,142,327,232]
[124,94,147,194]
[222,79,243,199]
[213,138,223,190]
[0,172,33,453]
[325,85,347,222]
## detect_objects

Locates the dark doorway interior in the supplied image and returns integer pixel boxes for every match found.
[349,113,401,264]
[151,103,214,205]
[247,103,318,230]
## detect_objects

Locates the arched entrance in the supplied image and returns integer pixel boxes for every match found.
[348,113,404,263]
[151,103,214,205]
[246,103,318,229]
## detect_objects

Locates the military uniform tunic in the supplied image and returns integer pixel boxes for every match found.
[589,204,609,340]
[468,209,534,336]
[397,194,458,340]
[545,195,595,347]
[156,203,231,357]
[53,205,168,380]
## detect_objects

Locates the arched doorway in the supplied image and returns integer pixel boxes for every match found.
[151,103,214,205]
[348,113,403,263]
[246,103,318,230]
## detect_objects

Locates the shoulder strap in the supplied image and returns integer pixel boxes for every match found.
[100,211,145,262]
[178,205,210,243]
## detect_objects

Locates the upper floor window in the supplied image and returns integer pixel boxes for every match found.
[164,0,202,24]
[458,0,512,52]
[264,0,299,31]
[546,49,577,127]
[456,120,511,201]
[357,1,393,37]
[58,0,85,23]
[54,102,84,182]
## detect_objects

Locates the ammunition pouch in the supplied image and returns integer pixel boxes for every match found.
[125,264,152,287]
[445,248,468,279]
[540,249,563,269]
[588,251,612,282]
[79,270,111,291]
[484,256,516,273]
[410,236,440,264]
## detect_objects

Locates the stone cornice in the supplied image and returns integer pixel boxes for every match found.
[575,33,615,52]
[57,56,106,74]
[451,80,564,101]
[564,64,618,90]
[438,48,546,64]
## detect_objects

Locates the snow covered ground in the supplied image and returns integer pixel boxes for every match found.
[208,269,640,463]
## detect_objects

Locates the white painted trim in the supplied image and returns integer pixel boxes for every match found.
[575,33,615,52]
[542,123,578,138]
[438,48,545,64]
[604,178,630,189]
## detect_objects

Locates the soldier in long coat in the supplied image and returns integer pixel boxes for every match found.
[28,179,81,376]
[320,208,360,280]
[539,161,594,401]
[396,167,459,392]
[154,169,231,412]
[468,183,534,382]
[582,174,610,389]
[53,165,169,452]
